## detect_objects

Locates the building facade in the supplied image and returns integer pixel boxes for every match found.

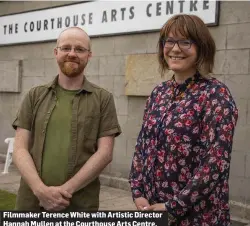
[0,1,250,220]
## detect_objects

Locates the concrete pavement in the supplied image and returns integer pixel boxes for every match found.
[0,160,136,211]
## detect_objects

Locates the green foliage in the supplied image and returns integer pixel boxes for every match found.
[0,190,16,210]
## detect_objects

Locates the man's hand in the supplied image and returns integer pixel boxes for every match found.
[34,185,72,211]
[134,197,150,210]
[144,203,166,211]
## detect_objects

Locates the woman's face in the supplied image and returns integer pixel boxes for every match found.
[163,31,198,75]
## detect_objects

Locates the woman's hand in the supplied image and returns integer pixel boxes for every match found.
[144,203,166,211]
[134,197,150,210]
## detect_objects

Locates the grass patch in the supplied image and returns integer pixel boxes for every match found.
[0,189,16,210]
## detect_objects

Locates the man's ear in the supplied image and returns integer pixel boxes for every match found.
[54,48,58,57]
[88,51,92,58]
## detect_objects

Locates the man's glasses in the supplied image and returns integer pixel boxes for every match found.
[162,38,194,50]
[56,46,89,54]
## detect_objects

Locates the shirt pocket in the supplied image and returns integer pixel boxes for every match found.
[79,114,101,141]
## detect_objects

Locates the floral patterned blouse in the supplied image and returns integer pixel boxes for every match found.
[129,74,238,226]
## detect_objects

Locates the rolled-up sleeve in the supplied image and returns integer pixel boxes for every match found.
[12,91,33,131]
[98,92,121,138]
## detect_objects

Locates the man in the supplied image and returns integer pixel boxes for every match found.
[12,27,121,211]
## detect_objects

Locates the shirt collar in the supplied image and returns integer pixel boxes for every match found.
[170,71,201,87]
[46,75,94,93]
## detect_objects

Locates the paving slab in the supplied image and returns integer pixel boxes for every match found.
[0,162,136,211]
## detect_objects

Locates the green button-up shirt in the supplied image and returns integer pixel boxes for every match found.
[12,76,122,210]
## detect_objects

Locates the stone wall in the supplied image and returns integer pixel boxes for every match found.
[0,1,250,219]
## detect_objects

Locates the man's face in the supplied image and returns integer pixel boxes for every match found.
[54,29,91,77]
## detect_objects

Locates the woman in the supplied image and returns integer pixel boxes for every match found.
[129,14,238,226]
